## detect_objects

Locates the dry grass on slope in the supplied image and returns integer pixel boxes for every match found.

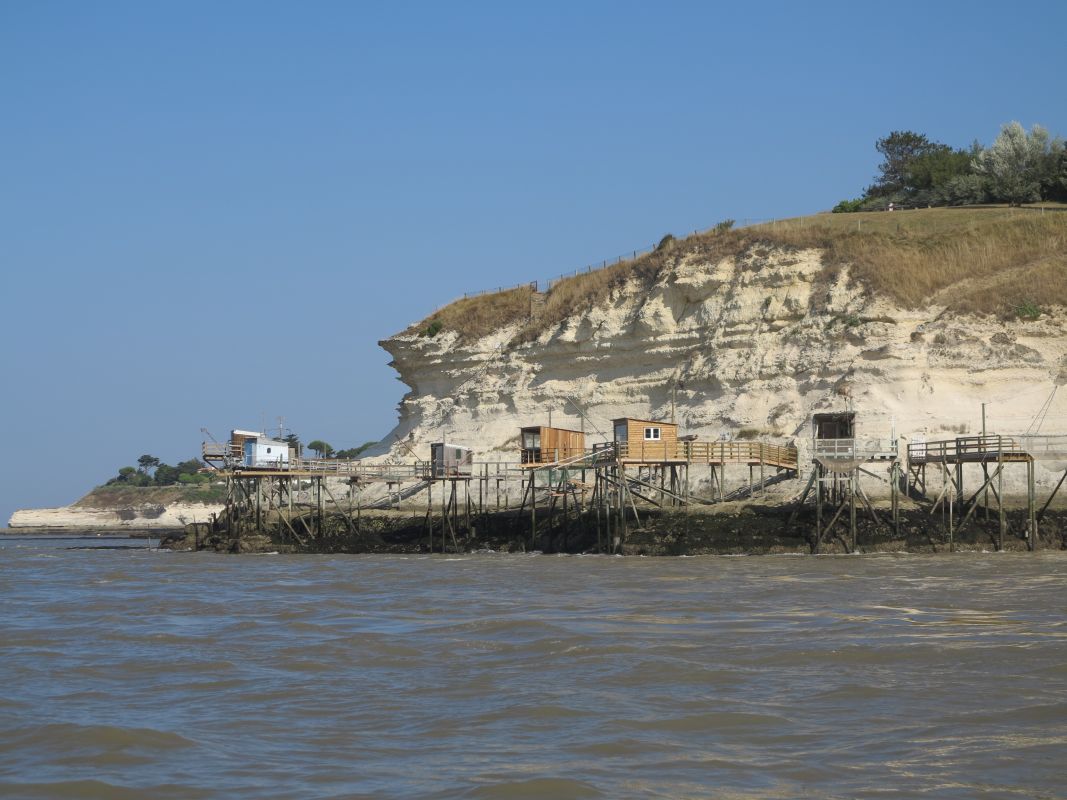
[408,285,535,342]
[411,206,1067,343]
[76,484,227,507]
[753,207,1067,314]
[513,230,751,343]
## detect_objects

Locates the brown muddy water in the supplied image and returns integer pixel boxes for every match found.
[1,535,1065,799]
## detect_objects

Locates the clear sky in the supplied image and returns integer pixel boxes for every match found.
[2,1,1065,522]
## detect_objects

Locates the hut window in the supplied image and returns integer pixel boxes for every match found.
[644,427,661,440]
[266,447,272,453]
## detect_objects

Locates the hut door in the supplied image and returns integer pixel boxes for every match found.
[243,439,254,467]
[523,430,541,463]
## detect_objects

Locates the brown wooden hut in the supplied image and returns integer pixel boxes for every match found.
[612,417,683,462]
[520,425,586,465]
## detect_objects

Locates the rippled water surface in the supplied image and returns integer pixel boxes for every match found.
[1,535,1066,799]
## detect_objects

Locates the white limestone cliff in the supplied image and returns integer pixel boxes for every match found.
[8,502,224,531]
[378,243,1067,496]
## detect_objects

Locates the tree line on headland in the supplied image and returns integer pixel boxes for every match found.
[103,435,380,488]
[834,121,1067,212]
[107,454,212,487]
[277,433,376,460]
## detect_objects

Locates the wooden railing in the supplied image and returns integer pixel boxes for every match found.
[238,459,530,482]
[516,441,798,469]
[1015,435,1067,460]
[814,438,897,462]
[685,441,798,469]
[520,447,588,464]
[615,440,798,469]
[813,438,856,459]
[907,435,1024,465]
[202,442,240,462]
[615,440,684,462]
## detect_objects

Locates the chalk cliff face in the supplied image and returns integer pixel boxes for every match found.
[379,243,1067,491]
[8,502,223,530]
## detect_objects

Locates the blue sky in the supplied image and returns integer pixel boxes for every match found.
[2,1,1065,521]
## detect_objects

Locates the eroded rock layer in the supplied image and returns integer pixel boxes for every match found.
[379,244,1067,495]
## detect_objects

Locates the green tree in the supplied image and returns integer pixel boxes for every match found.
[869,131,945,197]
[176,458,203,475]
[109,465,151,486]
[974,122,1054,205]
[832,198,864,213]
[1037,141,1067,201]
[334,441,378,459]
[938,174,988,206]
[283,433,302,456]
[307,439,333,458]
[154,463,180,485]
[906,148,972,195]
[137,454,160,475]
[1055,149,1067,202]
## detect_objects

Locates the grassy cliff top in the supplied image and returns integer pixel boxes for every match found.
[410,205,1067,343]
[75,483,227,508]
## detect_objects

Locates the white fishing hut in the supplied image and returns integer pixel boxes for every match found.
[231,429,291,469]
[430,442,473,478]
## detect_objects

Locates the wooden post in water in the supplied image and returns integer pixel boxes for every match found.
[451,480,459,549]
[603,466,611,552]
[998,455,1005,551]
[440,477,448,554]
[562,470,569,551]
[814,467,823,554]
[529,470,536,551]
[947,463,954,553]
[426,479,433,553]
[849,471,857,553]
[316,477,323,540]
[464,479,471,544]
[1028,458,1037,551]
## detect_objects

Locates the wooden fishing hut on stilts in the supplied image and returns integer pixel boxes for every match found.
[517,425,611,552]
[201,428,440,548]
[424,442,475,553]
[905,430,1067,551]
[515,418,800,554]
[789,412,901,553]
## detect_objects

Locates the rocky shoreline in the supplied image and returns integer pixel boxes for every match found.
[158,504,1067,556]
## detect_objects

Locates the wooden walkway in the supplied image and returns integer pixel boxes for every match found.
[522,441,798,471]
[907,435,1032,465]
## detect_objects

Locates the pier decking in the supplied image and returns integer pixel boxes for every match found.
[519,441,798,470]
[907,435,1032,465]
[901,433,1067,552]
